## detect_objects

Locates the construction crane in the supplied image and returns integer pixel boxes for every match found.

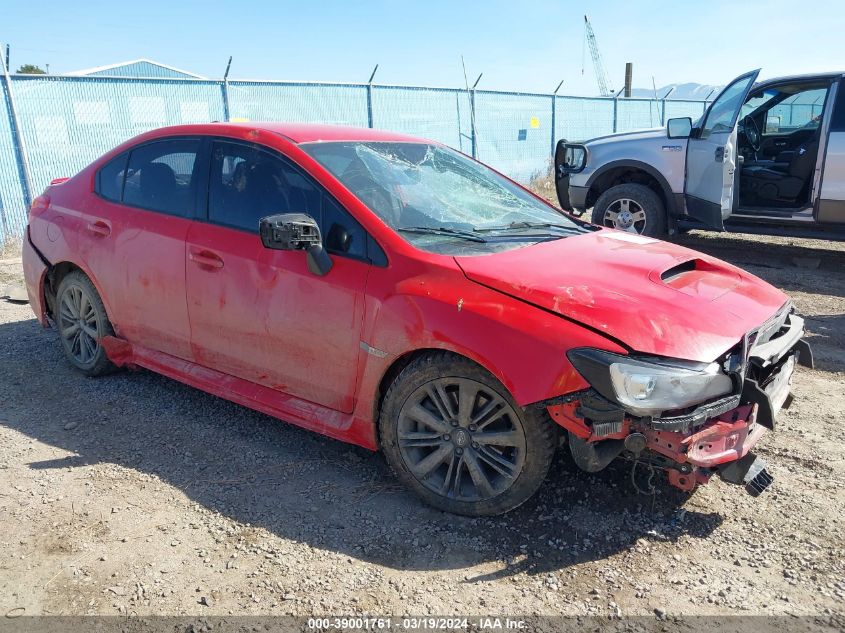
[583,15,613,97]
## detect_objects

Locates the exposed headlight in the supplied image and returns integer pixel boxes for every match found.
[567,348,734,417]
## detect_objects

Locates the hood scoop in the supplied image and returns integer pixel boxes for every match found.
[660,259,700,282]
[652,258,742,301]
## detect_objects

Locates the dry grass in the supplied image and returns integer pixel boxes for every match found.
[1,237,22,261]
[525,162,558,205]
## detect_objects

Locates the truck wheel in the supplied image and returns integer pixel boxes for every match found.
[592,183,667,238]
[379,352,557,516]
[55,271,117,377]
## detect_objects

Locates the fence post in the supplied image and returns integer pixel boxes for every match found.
[221,56,232,122]
[366,64,378,128]
[612,96,618,133]
[1,50,33,223]
[550,80,563,158]
[470,88,477,158]
[469,73,482,159]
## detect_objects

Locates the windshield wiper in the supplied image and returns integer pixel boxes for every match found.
[398,226,487,243]
[474,221,581,233]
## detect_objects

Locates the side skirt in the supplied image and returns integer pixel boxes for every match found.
[100,336,378,451]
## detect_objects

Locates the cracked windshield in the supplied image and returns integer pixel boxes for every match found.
[302,141,590,254]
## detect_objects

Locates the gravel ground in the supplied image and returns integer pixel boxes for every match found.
[0,231,843,620]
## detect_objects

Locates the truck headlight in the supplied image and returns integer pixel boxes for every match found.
[567,348,734,417]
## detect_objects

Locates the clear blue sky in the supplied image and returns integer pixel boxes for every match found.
[3,0,843,95]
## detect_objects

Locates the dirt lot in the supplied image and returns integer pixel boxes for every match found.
[0,231,843,621]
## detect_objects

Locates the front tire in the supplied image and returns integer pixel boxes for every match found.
[591,183,667,238]
[55,271,116,376]
[379,352,557,516]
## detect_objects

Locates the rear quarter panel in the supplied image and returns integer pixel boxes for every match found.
[21,232,49,326]
[26,171,121,323]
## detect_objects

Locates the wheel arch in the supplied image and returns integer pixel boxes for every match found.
[46,261,116,326]
[372,347,496,436]
[585,160,676,217]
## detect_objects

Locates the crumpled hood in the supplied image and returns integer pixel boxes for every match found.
[455,230,788,363]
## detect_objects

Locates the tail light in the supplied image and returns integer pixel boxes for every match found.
[29,194,50,217]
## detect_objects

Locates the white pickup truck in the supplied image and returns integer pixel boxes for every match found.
[555,70,845,239]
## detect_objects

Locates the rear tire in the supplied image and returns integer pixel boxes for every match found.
[379,352,557,516]
[591,183,667,238]
[55,271,116,377]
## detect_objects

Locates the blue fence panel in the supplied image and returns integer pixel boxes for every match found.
[664,99,707,122]
[555,96,615,142]
[0,78,28,244]
[0,74,710,243]
[616,98,664,131]
[372,86,472,154]
[474,91,553,181]
[10,75,225,204]
[228,81,368,127]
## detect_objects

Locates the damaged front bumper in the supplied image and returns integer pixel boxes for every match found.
[547,308,812,497]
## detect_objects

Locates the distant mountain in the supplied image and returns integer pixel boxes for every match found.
[629,83,723,101]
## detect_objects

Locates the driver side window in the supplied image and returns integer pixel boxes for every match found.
[208,141,321,232]
[700,74,757,139]
[207,140,370,261]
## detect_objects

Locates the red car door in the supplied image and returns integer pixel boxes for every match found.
[80,138,200,359]
[185,139,371,413]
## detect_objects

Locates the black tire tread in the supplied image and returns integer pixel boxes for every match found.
[55,270,117,377]
[379,351,557,516]
[591,182,667,238]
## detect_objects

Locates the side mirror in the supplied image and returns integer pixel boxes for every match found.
[667,117,693,139]
[259,213,333,276]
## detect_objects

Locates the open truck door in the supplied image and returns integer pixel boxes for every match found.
[684,69,760,230]
[554,139,586,212]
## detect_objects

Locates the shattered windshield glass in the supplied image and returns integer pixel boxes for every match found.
[302,141,589,254]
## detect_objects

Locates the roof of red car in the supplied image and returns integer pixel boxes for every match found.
[218,122,428,144]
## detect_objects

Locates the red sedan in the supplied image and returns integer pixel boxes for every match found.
[22,123,812,515]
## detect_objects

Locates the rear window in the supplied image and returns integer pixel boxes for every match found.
[96,153,128,202]
[122,139,201,217]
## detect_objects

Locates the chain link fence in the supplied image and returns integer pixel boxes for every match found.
[0,73,711,245]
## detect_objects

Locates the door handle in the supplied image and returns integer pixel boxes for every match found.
[189,250,224,269]
[86,220,111,237]
[714,146,725,162]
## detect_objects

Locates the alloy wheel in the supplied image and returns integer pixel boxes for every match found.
[602,198,647,233]
[397,377,527,502]
[58,284,102,367]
